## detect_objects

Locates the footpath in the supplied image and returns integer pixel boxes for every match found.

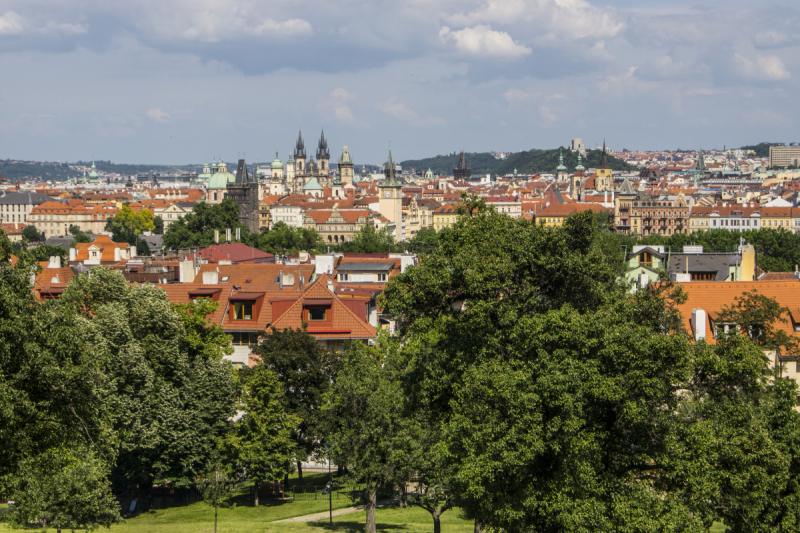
[274,499,398,523]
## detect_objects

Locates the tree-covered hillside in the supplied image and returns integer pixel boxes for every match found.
[401,148,637,177]
[400,152,504,176]
[494,148,637,176]
[739,143,784,158]
[0,159,198,182]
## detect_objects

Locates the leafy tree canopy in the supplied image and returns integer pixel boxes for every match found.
[22,224,44,243]
[162,199,249,250]
[255,222,325,255]
[336,223,401,254]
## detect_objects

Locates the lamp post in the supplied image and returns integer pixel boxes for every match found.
[325,443,333,524]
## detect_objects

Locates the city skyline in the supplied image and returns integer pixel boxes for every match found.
[0,0,798,164]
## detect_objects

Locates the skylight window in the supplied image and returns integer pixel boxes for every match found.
[221,276,229,282]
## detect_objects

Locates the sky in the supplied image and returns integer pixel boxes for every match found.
[0,0,798,165]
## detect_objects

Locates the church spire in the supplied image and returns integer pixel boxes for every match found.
[598,139,611,170]
[381,148,401,188]
[317,128,329,160]
[575,151,585,172]
[295,129,306,160]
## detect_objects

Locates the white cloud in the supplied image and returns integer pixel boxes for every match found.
[251,18,313,37]
[0,11,24,35]
[439,25,531,59]
[447,0,624,43]
[376,96,443,126]
[146,108,171,123]
[330,88,358,124]
[504,89,540,102]
[734,53,790,81]
[39,21,88,35]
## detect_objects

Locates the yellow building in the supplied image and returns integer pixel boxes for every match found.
[761,206,795,230]
[534,203,609,227]
[433,205,462,230]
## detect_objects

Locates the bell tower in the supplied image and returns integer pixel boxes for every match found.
[379,148,403,242]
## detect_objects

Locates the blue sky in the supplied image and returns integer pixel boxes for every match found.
[0,0,798,164]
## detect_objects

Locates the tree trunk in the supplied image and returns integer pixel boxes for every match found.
[433,507,443,533]
[337,464,344,476]
[398,483,407,508]
[214,504,218,533]
[365,484,378,533]
[254,482,259,507]
[284,473,290,491]
[474,519,483,533]
[297,460,303,484]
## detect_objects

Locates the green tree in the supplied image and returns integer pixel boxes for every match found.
[197,463,235,533]
[253,327,343,483]
[69,224,92,244]
[106,205,155,241]
[318,342,407,533]
[224,363,298,505]
[0,231,116,505]
[22,224,44,242]
[25,243,69,263]
[8,446,119,533]
[403,227,439,254]
[162,199,249,250]
[59,268,238,489]
[256,222,325,255]
[718,289,798,355]
[338,223,401,254]
[153,215,164,235]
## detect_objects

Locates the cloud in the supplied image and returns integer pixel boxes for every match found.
[734,53,790,81]
[146,108,171,123]
[376,97,443,126]
[39,21,88,35]
[0,11,24,35]
[753,31,796,49]
[504,89,540,102]
[685,88,725,96]
[330,88,358,124]
[447,0,624,43]
[439,25,531,59]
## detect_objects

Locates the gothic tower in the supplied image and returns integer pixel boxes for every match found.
[226,158,261,233]
[595,140,613,192]
[338,146,354,186]
[453,151,471,181]
[317,129,330,172]
[379,149,404,242]
[294,130,306,173]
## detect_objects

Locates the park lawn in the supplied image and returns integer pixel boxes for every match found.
[0,503,474,533]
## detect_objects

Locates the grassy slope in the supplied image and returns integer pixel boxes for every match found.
[0,502,473,533]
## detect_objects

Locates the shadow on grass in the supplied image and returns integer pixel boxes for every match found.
[309,520,407,532]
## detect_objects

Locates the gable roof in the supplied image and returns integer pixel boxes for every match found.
[271,274,376,339]
[188,243,274,264]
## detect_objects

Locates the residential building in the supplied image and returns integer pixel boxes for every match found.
[769,145,800,168]
[303,209,372,244]
[29,200,118,237]
[433,204,462,230]
[534,203,609,227]
[0,191,55,224]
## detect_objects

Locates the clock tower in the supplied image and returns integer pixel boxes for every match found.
[379,148,404,242]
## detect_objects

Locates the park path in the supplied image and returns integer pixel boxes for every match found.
[274,499,398,523]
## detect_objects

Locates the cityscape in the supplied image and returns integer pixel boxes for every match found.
[3,0,800,532]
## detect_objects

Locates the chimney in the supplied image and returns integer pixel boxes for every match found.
[214,229,219,244]
[226,228,231,242]
[691,308,707,342]
[202,271,219,285]
[235,227,241,241]
[47,256,61,269]
[114,247,121,262]
[327,279,335,293]
[316,254,335,276]
[69,248,76,262]
[130,245,137,258]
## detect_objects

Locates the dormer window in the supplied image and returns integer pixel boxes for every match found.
[308,308,327,321]
[233,302,253,320]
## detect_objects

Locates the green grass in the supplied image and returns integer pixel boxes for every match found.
[0,503,474,533]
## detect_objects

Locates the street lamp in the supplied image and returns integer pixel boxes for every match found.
[325,442,333,524]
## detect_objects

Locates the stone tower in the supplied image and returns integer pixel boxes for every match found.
[453,151,471,181]
[316,129,330,173]
[595,140,613,192]
[338,146,354,186]
[379,149,404,242]
[227,158,261,233]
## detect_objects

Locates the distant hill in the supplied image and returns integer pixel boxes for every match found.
[495,148,637,176]
[0,159,198,182]
[738,143,784,158]
[400,152,504,176]
[401,148,636,177]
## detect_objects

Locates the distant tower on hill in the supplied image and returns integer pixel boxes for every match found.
[453,151,471,181]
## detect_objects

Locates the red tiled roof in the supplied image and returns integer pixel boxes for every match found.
[189,243,274,264]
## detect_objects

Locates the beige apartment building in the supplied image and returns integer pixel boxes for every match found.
[769,145,800,168]
[29,200,118,237]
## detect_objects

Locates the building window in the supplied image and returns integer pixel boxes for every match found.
[339,273,349,282]
[233,302,254,320]
[308,307,327,321]
[230,332,259,345]
[232,362,246,370]
[377,273,387,282]
[640,252,652,267]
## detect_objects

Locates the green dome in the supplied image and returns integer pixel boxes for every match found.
[425,168,434,179]
[208,171,234,189]
[303,177,323,191]
[271,158,283,169]
[88,161,99,179]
